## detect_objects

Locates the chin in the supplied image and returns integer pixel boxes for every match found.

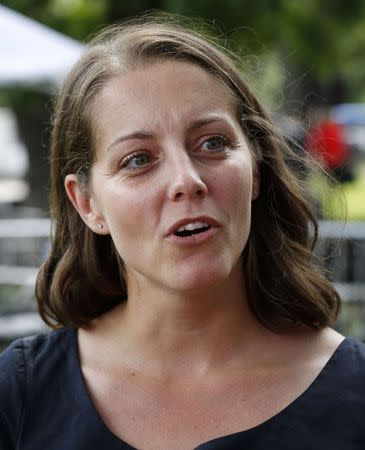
[165,263,235,293]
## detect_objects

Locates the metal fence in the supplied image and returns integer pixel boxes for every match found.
[317,221,365,299]
[0,218,365,342]
[0,218,50,341]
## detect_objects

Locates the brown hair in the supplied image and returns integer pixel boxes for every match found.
[36,14,340,330]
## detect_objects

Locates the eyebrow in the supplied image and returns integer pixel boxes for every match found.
[107,115,232,152]
[107,131,154,152]
[189,116,230,131]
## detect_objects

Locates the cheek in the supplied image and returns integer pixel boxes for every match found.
[217,163,254,249]
[100,182,159,239]
[215,160,253,207]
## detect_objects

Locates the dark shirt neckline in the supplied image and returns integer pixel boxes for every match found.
[69,328,349,449]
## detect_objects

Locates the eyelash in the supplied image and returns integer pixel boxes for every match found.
[200,135,231,152]
[119,135,232,171]
[119,151,151,170]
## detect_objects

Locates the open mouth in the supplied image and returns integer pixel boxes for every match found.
[174,225,211,237]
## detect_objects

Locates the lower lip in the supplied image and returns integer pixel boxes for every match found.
[166,226,219,246]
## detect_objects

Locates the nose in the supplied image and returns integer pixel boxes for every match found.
[166,153,208,202]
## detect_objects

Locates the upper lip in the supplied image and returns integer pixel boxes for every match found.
[165,216,220,237]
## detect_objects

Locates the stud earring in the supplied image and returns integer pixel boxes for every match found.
[97,223,103,230]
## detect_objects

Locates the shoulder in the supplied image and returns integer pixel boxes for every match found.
[334,336,365,377]
[308,336,365,441]
[0,327,75,376]
[317,335,365,413]
[0,328,76,445]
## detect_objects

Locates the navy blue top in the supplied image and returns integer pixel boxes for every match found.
[1,328,365,449]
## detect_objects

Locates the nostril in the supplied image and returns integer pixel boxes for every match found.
[174,188,205,200]
[170,177,208,201]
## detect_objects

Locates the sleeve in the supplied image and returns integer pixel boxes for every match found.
[0,339,26,450]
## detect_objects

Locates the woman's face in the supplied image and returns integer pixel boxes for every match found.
[85,61,259,293]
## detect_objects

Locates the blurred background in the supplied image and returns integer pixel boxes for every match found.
[1,0,365,349]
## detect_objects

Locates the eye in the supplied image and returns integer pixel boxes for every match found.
[120,151,151,170]
[200,135,230,153]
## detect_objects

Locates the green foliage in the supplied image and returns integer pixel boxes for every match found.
[48,0,107,40]
[1,0,107,40]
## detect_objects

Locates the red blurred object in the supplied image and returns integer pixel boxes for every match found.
[305,119,350,170]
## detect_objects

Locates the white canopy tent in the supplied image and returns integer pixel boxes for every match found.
[0,4,84,86]
[0,5,85,202]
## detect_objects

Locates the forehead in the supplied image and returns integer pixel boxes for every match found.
[91,61,239,146]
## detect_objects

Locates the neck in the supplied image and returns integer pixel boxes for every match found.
[82,263,272,378]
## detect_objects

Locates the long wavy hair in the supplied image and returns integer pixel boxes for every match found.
[36,14,341,330]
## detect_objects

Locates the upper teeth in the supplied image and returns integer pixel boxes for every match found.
[176,221,209,233]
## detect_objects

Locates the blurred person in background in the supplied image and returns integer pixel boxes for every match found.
[1,15,365,450]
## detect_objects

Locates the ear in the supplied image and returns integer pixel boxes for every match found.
[64,174,109,235]
[251,162,261,201]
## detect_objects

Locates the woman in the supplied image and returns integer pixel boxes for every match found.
[1,16,364,450]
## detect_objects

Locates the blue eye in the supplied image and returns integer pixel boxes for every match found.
[121,152,151,170]
[201,136,229,152]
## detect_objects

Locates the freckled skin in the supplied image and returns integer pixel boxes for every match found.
[89,61,258,294]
